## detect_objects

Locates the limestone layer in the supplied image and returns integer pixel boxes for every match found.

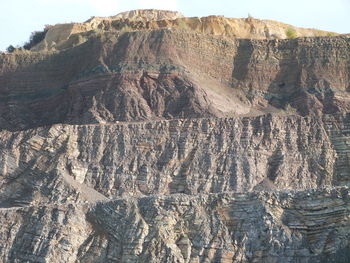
[31,9,336,51]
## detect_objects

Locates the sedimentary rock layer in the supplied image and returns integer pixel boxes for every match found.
[0,32,349,131]
[0,114,349,206]
[0,188,350,262]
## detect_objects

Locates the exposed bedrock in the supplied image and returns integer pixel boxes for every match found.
[0,31,349,130]
[0,114,349,205]
[0,188,350,262]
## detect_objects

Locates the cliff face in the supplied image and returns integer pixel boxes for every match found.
[0,114,349,205]
[1,189,350,263]
[1,31,349,131]
[0,10,350,263]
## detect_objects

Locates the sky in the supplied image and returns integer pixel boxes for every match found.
[0,0,349,51]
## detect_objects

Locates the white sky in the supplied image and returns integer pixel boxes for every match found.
[0,0,349,51]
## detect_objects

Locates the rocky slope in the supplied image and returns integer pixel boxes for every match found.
[0,9,349,263]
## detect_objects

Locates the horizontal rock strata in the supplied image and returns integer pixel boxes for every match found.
[1,33,349,131]
[0,188,350,262]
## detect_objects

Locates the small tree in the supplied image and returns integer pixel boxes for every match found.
[23,31,47,50]
[23,25,52,50]
[286,28,298,39]
[6,45,15,53]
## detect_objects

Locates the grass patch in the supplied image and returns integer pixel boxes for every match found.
[286,28,298,39]
[177,19,188,29]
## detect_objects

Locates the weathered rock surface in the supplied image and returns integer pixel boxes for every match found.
[0,113,349,262]
[1,31,349,131]
[0,9,349,263]
[0,114,349,204]
[1,188,350,262]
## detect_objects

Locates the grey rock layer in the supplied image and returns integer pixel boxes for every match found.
[0,188,350,263]
[0,114,349,206]
[0,114,349,262]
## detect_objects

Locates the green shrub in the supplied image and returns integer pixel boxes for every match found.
[286,28,298,39]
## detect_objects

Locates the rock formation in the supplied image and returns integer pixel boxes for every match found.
[0,9,349,262]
